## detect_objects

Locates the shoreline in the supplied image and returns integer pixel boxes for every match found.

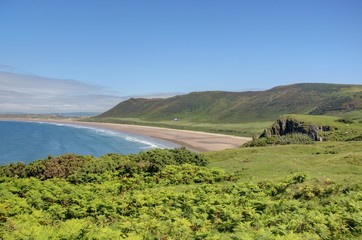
[0,118,252,152]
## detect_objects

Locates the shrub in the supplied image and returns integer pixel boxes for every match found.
[346,134,362,141]
[335,118,354,124]
[41,154,93,179]
[0,162,27,178]
[243,134,313,147]
[279,133,314,145]
[0,148,209,180]
[128,147,209,173]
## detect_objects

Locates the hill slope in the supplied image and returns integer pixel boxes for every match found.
[97,83,362,123]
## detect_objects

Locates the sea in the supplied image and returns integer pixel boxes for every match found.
[0,120,179,165]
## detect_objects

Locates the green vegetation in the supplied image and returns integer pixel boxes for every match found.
[244,133,315,147]
[85,117,271,137]
[244,114,362,146]
[94,83,362,124]
[207,141,362,183]
[1,144,361,239]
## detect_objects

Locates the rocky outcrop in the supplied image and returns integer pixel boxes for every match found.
[260,117,331,141]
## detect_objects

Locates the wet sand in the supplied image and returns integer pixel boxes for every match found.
[0,118,251,152]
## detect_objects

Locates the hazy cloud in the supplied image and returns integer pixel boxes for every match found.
[0,65,15,72]
[0,71,124,113]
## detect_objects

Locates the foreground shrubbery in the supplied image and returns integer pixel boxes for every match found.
[0,149,361,239]
[0,147,208,180]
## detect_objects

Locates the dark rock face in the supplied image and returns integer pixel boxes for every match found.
[260,117,330,141]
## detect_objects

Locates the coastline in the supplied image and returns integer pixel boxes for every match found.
[0,118,252,152]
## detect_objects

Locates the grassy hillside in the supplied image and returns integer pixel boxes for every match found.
[205,114,362,183]
[96,83,362,123]
[207,141,362,183]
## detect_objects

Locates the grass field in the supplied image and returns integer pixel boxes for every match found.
[206,141,362,185]
[204,113,362,183]
[86,117,272,137]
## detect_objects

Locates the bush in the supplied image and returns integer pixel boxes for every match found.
[346,134,362,141]
[128,147,209,173]
[335,118,354,124]
[279,133,314,145]
[0,162,27,178]
[42,154,93,179]
[243,134,314,147]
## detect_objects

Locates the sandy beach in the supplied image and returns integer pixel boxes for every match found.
[0,118,251,152]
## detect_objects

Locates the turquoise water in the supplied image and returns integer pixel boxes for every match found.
[0,121,178,165]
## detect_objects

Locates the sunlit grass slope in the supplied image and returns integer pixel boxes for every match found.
[207,114,362,183]
[207,141,362,184]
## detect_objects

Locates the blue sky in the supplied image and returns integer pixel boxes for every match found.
[0,0,361,112]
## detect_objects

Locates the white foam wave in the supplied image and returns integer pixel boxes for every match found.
[38,121,175,149]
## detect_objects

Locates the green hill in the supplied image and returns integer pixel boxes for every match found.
[97,83,362,123]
